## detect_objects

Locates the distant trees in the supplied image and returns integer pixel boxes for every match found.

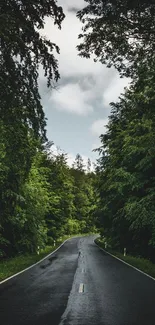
[0,143,96,257]
[70,154,96,233]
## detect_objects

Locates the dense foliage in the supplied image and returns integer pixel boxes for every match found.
[95,63,155,260]
[77,0,155,77]
[0,1,97,259]
[0,140,96,257]
[0,0,65,138]
[76,0,155,262]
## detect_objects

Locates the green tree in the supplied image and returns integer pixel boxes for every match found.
[87,158,91,173]
[0,0,65,137]
[42,150,75,241]
[13,152,50,254]
[73,153,85,171]
[0,119,38,255]
[77,0,155,77]
[70,155,96,233]
[95,64,155,258]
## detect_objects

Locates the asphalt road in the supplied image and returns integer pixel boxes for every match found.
[1,236,155,325]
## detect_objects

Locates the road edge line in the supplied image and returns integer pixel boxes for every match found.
[94,241,155,282]
[0,237,73,285]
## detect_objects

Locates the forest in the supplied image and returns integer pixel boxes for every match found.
[1,0,155,263]
[78,0,155,261]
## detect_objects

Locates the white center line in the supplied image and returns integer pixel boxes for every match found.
[79,283,84,293]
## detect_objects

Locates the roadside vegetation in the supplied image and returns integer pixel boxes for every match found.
[81,1,155,265]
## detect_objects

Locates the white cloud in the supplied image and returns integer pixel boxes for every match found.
[51,83,93,115]
[41,10,130,116]
[39,0,131,161]
[50,144,65,157]
[91,142,101,151]
[43,11,123,82]
[58,0,85,11]
[42,13,103,78]
[67,153,90,169]
[67,153,75,167]
[50,146,94,171]
[91,118,109,137]
[103,76,130,107]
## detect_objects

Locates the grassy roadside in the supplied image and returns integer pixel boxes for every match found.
[0,233,90,282]
[95,237,155,279]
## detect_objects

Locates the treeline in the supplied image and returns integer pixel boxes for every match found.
[0,1,97,259]
[95,64,155,260]
[0,133,96,257]
[77,0,155,261]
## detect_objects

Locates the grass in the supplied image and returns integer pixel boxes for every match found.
[95,237,155,279]
[0,233,90,282]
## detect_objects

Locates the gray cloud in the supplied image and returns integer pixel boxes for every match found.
[38,0,130,164]
[67,7,79,13]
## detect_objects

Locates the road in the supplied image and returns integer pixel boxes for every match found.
[1,236,155,325]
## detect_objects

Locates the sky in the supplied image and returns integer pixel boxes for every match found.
[39,0,130,168]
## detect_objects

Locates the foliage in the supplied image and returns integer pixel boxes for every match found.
[0,0,65,137]
[77,0,155,77]
[0,120,37,255]
[95,63,155,260]
[71,154,97,233]
[0,142,96,257]
[0,0,98,263]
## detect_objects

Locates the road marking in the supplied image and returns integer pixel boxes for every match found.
[79,283,84,293]
[0,237,75,285]
[95,241,155,282]
[82,268,85,273]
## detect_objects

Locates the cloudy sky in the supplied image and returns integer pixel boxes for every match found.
[39,0,130,168]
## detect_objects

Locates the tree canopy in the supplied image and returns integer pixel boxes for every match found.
[77,0,155,77]
[95,62,155,260]
[0,0,65,137]
[0,1,97,258]
[0,140,96,257]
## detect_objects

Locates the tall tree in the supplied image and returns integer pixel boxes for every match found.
[87,158,91,173]
[95,64,155,258]
[70,155,96,232]
[0,0,65,137]
[42,151,75,241]
[0,119,38,255]
[73,153,85,171]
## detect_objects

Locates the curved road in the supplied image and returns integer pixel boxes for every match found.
[1,236,155,325]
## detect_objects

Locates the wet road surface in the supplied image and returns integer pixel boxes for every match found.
[1,236,155,325]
